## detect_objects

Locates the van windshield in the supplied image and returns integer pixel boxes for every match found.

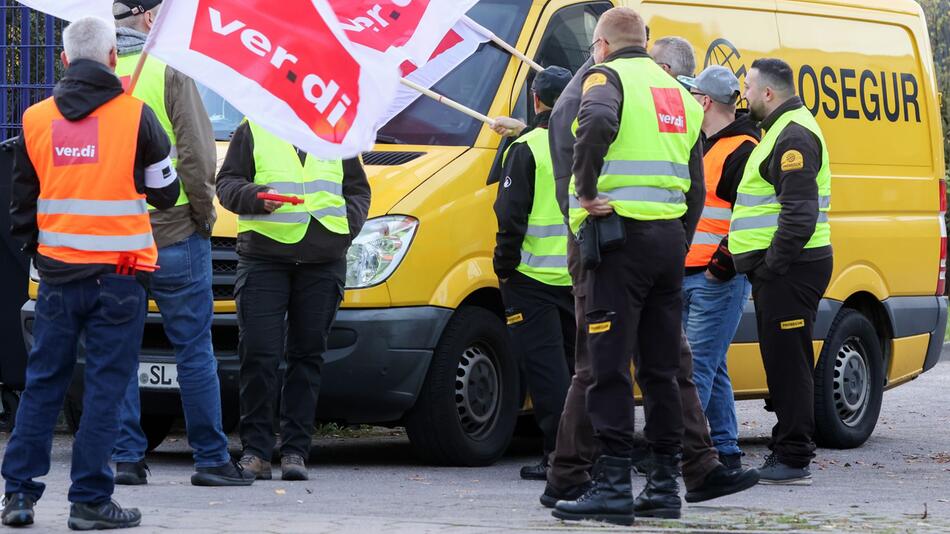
[376,0,532,147]
[197,0,531,145]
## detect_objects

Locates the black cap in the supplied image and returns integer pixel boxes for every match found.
[532,66,572,107]
[114,0,162,20]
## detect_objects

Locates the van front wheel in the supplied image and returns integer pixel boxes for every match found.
[406,306,518,467]
[814,309,884,449]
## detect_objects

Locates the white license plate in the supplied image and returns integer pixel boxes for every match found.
[137,363,179,390]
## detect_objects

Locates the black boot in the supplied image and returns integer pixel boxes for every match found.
[67,500,141,530]
[519,456,549,481]
[539,480,593,509]
[633,452,682,519]
[552,455,634,526]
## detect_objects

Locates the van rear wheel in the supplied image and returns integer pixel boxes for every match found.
[405,306,518,467]
[814,309,884,449]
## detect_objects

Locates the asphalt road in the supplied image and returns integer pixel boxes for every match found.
[1,352,949,533]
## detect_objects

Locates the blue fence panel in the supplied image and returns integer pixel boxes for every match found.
[1,1,66,140]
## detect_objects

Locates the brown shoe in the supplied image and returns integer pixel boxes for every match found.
[281,454,309,481]
[237,454,272,480]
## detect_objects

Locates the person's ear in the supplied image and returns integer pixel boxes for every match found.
[145,10,155,31]
[108,47,118,71]
[60,50,69,69]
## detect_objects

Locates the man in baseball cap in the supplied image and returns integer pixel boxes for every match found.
[113,0,162,20]
[678,65,741,105]
[678,63,763,480]
[492,65,576,482]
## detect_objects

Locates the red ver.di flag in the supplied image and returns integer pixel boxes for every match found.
[146,0,400,159]
[333,0,478,65]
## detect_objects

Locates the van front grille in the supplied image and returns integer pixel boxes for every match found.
[211,237,238,301]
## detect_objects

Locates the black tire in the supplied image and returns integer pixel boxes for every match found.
[0,388,20,432]
[405,306,519,466]
[814,309,885,449]
[63,397,174,452]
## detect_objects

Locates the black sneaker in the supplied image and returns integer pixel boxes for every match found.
[685,465,760,503]
[719,452,742,470]
[519,457,549,481]
[114,461,148,486]
[758,454,812,486]
[191,460,256,487]
[67,500,141,530]
[1,493,35,527]
[539,481,593,508]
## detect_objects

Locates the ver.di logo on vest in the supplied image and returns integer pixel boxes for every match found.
[51,117,99,166]
[651,88,687,134]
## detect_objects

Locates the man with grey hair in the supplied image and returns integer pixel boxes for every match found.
[3,15,180,529]
[107,1,245,488]
[651,36,697,78]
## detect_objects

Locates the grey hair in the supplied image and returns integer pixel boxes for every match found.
[63,17,117,64]
[113,3,160,30]
[652,36,696,77]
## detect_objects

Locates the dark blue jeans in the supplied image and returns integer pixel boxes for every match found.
[113,233,230,468]
[682,272,751,456]
[2,274,145,504]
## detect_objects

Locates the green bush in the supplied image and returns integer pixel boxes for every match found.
[917,0,950,179]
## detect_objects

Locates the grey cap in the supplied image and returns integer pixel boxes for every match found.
[678,65,740,104]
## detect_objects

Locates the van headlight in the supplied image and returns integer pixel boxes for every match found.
[345,216,418,289]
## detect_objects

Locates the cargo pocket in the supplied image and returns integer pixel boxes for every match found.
[585,309,616,335]
[99,275,145,325]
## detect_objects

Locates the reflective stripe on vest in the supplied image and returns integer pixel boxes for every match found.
[24,95,158,269]
[116,52,189,210]
[568,57,704,234]
[502,127,570,286]
[685,134,758,268]
[237,121,348,243]
[729,106,832,257]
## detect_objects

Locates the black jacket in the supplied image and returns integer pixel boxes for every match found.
[688,111,760,280]
[733,97,834,279]
[573,47,705,247]
[10,59,179,285]
[216,121,371,264]
[493,111,550,279]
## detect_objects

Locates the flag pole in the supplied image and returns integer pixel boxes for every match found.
[126,51,149,94]
[128,0,173,94]
[399,78,496,128]
[461,17,543,73]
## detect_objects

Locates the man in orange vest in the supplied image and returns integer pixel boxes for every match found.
[2,16,180,530]
[678,65,760,469]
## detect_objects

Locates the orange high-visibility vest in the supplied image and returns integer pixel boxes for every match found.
[23,94,158,270]
[685,134,758,268]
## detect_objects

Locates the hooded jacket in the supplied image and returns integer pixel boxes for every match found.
[9,59,179,284]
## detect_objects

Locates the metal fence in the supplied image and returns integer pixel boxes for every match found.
[1,1,65,140]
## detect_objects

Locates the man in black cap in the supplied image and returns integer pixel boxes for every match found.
[492,66,575,480]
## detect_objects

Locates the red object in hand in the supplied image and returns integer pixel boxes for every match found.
[257,192,304,205]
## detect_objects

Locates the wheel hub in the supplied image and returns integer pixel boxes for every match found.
[833,337,870,427]
[455,344,500,436]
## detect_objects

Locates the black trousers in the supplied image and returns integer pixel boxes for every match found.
[751,256,833,468]
[586,218,686,458]
[235,257,345,459]
[500,272,575,454]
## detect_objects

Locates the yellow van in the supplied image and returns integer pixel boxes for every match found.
[22,0,946,466]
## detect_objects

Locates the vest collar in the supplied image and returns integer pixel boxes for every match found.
[759,96,805,132]
[604,46,650,63]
